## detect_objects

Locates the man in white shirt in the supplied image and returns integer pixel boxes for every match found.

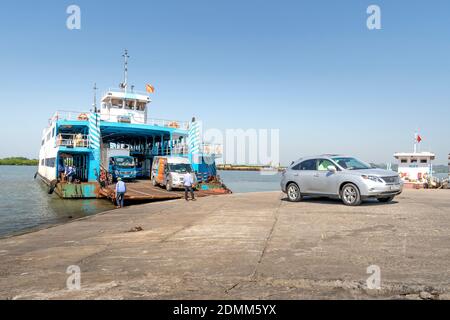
[115,177,127,208]
[183,172,196,201]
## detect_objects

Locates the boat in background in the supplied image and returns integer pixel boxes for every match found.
[394,133,436,189]
[394,152,435,189]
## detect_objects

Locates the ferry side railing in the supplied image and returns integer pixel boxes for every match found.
[126,142,223,157]
[201,143,223,157]
[56,134,90,148]
[145,143,223,157]
[146,118,190,131]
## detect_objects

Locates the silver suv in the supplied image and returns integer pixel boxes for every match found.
[281,155,403,206]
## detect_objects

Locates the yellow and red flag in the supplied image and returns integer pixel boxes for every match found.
[146,84,155,94]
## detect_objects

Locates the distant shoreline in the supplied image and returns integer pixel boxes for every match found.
[0,157,38,166]
[0,164,38,166]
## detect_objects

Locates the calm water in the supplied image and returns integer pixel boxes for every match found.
[0,166,115,238]
[218,170,282,193]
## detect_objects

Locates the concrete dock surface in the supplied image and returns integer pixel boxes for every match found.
[0,189,449,300]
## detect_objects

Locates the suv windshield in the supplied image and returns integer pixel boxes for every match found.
[169,164,192,173]
[332,157,371,170]
[114,157,135,167]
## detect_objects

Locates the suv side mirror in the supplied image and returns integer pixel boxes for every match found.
[327,165,337,173]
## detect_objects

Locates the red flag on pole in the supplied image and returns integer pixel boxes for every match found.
[416,135,422,143]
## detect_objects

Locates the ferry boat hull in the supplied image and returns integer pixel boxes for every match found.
[36,173,99,199]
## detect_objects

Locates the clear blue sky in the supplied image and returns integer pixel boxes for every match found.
[0,0,449,165]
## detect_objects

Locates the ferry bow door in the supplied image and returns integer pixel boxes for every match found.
[59,153,89,182]
[73,154,89,181]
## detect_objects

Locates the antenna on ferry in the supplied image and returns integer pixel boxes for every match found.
[122,49,130,92]
[93,83,98,113]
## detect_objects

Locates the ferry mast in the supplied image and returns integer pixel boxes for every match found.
[93,83,98,113]
[121,49,130,92]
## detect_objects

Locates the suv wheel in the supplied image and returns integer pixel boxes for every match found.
[287,183,302,202]
[341,183,362,206]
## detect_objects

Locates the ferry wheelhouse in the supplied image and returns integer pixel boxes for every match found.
[37,51,221,198]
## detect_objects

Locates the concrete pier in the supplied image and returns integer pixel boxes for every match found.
[0,189,449,300]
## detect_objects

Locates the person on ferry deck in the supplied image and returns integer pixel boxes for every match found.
[74,133,83,147]
[66,165,77,183]
[58,162,65,182]
[115,178,127,208]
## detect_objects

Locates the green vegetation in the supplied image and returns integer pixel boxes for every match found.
[0,157,39,166]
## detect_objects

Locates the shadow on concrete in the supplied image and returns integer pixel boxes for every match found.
[281,196,399,206]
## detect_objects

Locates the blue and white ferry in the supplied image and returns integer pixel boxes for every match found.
[37,51,221,199]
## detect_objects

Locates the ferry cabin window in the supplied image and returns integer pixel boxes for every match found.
[111,99,122,109]
[401,159,407,163]
[420,159,428,164]
[44,158,56,168]
[411,159,418,163]
[137,102,146,111]
[52,127,55,137]
[46,132,51,141]
[125,101,135,110]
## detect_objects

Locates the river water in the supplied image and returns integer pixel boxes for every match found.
[0,166,447,238]
[0,166,115,238]
[218,170,282,193]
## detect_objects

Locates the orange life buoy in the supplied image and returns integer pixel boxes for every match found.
[168,121,180,128]
[78,113,89,121]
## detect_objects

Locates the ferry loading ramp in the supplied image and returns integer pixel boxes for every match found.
[99,180,230,202]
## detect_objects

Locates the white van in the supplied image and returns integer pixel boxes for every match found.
[151,156,196,191]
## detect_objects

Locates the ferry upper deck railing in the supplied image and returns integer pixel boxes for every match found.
[104,88,150,97]
[56,134,90,148]
[52,110,190,130]
[52,110,90,122]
